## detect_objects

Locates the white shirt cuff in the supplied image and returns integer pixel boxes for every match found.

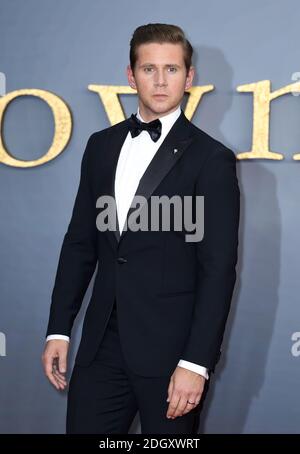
[46,335,70,342]
[178,359,209,380]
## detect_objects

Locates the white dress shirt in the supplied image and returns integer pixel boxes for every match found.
[47,104,209,380]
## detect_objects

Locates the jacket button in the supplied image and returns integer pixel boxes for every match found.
[117,257,127,264]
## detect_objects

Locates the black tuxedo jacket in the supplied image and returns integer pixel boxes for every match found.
[46,109,240,377]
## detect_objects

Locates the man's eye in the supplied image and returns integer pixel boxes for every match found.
[144,67,153,73]
[168,67,177,72]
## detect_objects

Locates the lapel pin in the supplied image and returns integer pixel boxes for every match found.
[173,148,178,154]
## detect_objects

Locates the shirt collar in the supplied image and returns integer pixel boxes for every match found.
[136,105,182,138]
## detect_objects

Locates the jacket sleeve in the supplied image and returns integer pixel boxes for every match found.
[46,133,98,338]
[181,146,240,371]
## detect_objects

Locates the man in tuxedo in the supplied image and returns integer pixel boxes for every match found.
[42,23,240,434]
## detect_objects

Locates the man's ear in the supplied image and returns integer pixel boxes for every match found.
[185,65,195,90]
[127,64,136,89]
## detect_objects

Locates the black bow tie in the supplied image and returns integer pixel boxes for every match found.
[128,113,162,142]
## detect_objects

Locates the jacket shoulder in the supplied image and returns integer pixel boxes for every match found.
[83,119,128,163]
[88,118,128,143]
[187,121,237,166]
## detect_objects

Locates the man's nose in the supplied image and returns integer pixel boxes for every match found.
[154,70,167,86]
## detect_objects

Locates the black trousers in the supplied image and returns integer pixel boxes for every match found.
[66,300,208,434]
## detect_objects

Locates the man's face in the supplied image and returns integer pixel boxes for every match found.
[127,42,194,121]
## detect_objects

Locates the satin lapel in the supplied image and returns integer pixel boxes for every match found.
[118,110,196,245]
[103,120,130,249]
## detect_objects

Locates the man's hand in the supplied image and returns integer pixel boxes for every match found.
[42,340,69,390]
[166,366,206,419]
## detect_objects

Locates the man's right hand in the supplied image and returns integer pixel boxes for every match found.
[42,340,69,390]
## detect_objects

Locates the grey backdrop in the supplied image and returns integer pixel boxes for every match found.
[0,0,299,434]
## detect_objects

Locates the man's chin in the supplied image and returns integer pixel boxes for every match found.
[147,102,177,115]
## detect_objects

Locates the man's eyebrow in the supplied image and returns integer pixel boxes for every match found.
[139,63,181,68]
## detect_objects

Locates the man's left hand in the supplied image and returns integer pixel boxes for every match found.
[166,366,206,419]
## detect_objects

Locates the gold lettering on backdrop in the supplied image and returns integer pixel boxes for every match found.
[0,89,72,167]
[87,85,214,124]
[183,86,214,120]
[237,80,300,160]
[2,82,300,167]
